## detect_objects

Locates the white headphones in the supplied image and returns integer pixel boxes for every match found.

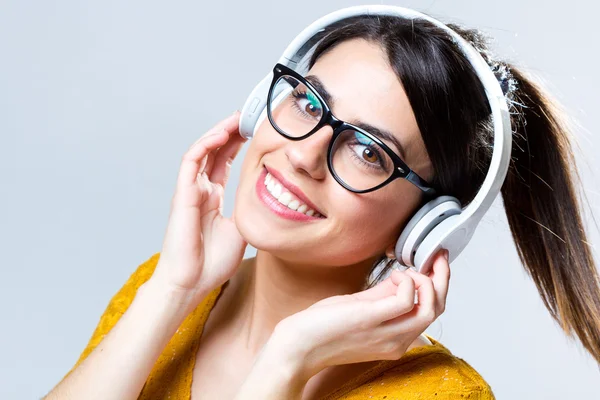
[238,5,512,274]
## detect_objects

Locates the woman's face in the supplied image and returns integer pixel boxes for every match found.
[234,38,433,266]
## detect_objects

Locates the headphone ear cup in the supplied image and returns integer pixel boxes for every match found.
[252,85,293,137]
[395,195,462,268]
[239,72,272,139]
[253,106,268,136]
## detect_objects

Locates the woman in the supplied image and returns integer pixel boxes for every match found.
[45,12,600,400]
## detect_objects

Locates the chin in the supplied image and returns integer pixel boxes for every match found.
[232,205,317,265]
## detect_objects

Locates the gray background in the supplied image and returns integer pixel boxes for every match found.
[1,0,599,398]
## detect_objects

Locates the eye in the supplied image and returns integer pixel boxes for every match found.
[361,147,379,163]
[292,90,322,119]
[347,131,388,171]
[351,141,382,166]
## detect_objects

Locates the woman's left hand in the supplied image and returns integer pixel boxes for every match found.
[282,248,450,379]
[233,249,450,399]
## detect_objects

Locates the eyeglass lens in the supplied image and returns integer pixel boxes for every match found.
[268,74,397,191]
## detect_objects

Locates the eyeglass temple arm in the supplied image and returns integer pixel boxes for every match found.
[405,170,436,196]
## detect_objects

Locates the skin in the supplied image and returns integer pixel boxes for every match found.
[192,38,445,399]
[235,38,433,267]
[235,37,434,352]
[43,38,450,400]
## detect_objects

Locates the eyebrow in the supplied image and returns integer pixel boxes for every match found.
[305,74,408,159]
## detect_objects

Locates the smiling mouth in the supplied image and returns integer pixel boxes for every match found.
[263,171,324,218]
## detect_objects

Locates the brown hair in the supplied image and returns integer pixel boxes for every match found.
[307,15,600,364]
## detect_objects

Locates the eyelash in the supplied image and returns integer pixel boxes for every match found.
[290,90,320,120]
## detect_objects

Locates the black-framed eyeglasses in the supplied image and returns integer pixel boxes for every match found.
[266,63,436,195]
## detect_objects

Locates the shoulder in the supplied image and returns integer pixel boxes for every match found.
[75,253,161,362]
[91,250,163,326]
[99,251,161,314]
[58,252,163,382]
[335,336,495,399]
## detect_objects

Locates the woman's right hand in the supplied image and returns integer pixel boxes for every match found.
[147,111,248,312]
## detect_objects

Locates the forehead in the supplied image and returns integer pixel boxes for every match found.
[307,38,423,165]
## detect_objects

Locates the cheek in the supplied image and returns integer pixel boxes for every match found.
[242,124,285,162]
[333,189,416,252]
[335,201,398,245]
[237,132,273,182]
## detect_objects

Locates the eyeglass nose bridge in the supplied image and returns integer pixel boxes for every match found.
[322,112,345,135]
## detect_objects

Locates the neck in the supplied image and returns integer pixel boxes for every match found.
[222,250,378,355]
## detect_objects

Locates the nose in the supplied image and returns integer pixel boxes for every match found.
[284,124,333,181]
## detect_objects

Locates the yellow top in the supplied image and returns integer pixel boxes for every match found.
[60,252,496,399]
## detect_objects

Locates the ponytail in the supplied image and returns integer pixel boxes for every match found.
[501,65,600,364]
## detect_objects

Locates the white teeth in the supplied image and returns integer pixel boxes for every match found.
[272,183,283,199]
[278,192,292,206]
[287,199,300,211]
[264,170,323,217]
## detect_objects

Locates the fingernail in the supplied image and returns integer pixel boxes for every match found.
[232,109,240,116]
[444,250,449,261]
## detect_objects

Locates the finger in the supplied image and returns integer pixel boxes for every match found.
[204,111,241,141]
[389,268,408,287]
[308,294,350,308]
[389,269,419,304]
[209,133,247,187]
[403,267,436,321]
[428,249,451,314]
[189,111,239,150]
[178,131,229,189]
[200,111,247,180]
[371,272,415,322]
[203,113,244,178]
[177,113,240,188]
[351,274,398,302]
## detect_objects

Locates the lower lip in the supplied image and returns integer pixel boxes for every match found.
[255,167,323,222]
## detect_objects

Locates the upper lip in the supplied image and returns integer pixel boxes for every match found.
[264,165,326,217]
